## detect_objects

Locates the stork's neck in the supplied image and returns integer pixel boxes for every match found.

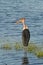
[23,23,28,30]
[23,22,25,27]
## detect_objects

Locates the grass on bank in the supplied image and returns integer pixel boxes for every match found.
[1,43,12,50]
[0,42,43,58]
[35,51,43,58]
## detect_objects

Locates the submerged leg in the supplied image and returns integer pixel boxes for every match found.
[23,46,28,56]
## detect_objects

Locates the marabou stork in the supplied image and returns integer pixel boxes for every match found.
[16,18,30,51]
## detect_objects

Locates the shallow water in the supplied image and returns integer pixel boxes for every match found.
[0,0,43,65]
[0,0,43,44]
[0,49,43,65]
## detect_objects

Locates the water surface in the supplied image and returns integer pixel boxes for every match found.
[0,0,43,44]
[0,0,43,65]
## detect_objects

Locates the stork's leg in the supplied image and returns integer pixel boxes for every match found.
[23,46,28,54]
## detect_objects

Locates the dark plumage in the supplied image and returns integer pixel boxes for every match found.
[22,29,30,46]
[16,18,30,47]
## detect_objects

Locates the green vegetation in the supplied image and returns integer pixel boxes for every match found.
[1,44,12,50]
[14,43,21,50]
[0,42,43,58]
[28,43,37,52]
[35,51,43,58]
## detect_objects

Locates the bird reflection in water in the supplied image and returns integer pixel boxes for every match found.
[22,51,29,65]
[16,18,30,65]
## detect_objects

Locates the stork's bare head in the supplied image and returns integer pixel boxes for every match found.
[16,18,25,24]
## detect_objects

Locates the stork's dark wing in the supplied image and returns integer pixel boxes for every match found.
[22,29,30,46]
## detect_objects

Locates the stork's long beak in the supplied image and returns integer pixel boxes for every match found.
[16,18,25,25]
[16,20,21,24]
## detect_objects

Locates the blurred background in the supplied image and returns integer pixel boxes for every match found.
[0,0,43,65]
[0,0,43,45]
